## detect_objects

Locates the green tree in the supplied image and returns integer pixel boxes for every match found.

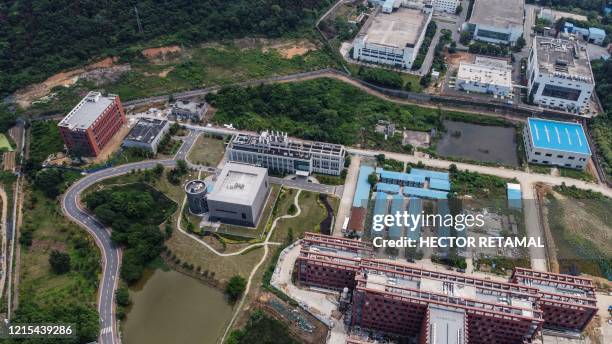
[367,171,378,187]
[116,286,131,307]
[153,163,165,178]
[49,250,71,274]
[225,275,247,302]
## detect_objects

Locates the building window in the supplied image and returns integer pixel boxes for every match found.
[568,156,575,160]
[535,152,541,155]
[557,155,564,159]
[545,153,552,157]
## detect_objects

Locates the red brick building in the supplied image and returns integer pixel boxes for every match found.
[59,91,126,157]
[296,233,372,291]
[294,234,598,343]
[511,267,598,331]
[351,259,543,344]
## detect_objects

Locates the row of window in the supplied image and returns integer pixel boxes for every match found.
[533,152,586,161]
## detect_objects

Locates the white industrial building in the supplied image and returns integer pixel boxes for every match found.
[465,0,524,46]
[352,6,432,69]
[228,131,345,176]
[369,0,459,13]
[456,56,513,96]
[527,37,595,114]
[206,163,270,227]
[432,0,460,13]
[121,118,169,154]
[523,118,591,170]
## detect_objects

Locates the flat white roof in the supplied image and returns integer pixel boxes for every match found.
[470,0,524,29]
[457,60,512,87]
[207,163,267,206]
[360,8,429,48]
[59,91,116,130]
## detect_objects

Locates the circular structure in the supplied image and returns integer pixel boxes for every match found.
[185,179,208,215]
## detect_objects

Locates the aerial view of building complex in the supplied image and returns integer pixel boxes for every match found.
[0,0,610,343]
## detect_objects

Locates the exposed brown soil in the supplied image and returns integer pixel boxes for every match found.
[14,57,128,108]
[141,45,182,62]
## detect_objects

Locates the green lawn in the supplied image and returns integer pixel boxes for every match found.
[271,190,339,242]
[0,133,14,151]
[188,134,227,167]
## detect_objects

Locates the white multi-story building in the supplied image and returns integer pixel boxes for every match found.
[464,0,524,46]
[352,6,432,69]
[527,37,595,114]
[228,131,346,176]
[432,0,459,13]
[456,56,512,96]
[523,118,591,170]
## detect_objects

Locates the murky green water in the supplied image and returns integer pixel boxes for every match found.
[436,120,519,166]
[123,268,233,344]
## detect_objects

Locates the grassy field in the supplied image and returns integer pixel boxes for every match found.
[270,190,339,242]
[29,120,64,164]
[0,133,14,152]
[558,167,596,182]
[188,134,227,167]
[106,42,338,101]
[546,186,612,279]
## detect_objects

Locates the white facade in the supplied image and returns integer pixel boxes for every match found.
[456,57,512,96]
[353,7,432,69]
[527,37,595,114]
[466,0,524,46]
[523,118,591,170]
[433,0,459,13]
[121,118,169,154]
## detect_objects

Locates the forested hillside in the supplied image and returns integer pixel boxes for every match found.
[527,0,607,13]
[591,59,612,180]
[0,0,333,96]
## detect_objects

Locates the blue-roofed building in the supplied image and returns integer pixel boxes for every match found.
[407,198,422,242]
[372,192,389,238]
[403,186,449,200]
[388,195,405,239]
[429,178,451,191]
[524,118,591,170]
[379,169,425,187]
[353,166,375,208]
[437,201,451,239]
[507,183,522,210]
[588,27,605,45]
[376,182,401,194]
[410,168,449,181]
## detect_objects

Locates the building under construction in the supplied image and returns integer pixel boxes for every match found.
[294,233,597,343]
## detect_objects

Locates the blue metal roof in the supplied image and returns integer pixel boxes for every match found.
[372,192,388,239]
[528,118,591,155]
[589,27,605,36]
[380,170,425,184]
[388,195,405,239]
[403,186,448,199]
[353,166,374,208]
[507,183,522,210]
[429,178,451,191]
[437,201,451,238]
[407,198,422,241]
[376,182,401,194]
[410,168,449,181]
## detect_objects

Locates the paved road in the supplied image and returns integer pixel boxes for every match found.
[62,159,176,344]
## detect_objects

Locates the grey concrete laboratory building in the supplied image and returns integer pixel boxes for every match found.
[207,163,270,227]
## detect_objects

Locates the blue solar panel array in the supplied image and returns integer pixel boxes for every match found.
[353,166,374,208]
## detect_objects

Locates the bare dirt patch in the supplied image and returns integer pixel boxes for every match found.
[265,40,318,58]
[142,45,182,63]
[14,57,129,108]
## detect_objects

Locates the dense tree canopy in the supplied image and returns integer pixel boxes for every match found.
[590,59,612,179]
[84,183,176,283]
[0,0,333,96]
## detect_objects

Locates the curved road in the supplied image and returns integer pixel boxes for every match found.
[62,159,175,344]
